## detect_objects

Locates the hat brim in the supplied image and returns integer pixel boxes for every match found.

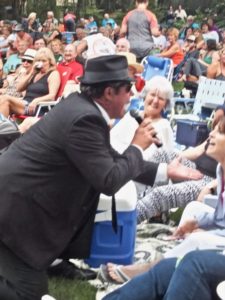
[79,68,133,84]
[21,55,34,61]
[129,63,144,74]
[79,77,133,84]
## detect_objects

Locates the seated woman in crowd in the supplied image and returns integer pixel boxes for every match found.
[110,75,174,157]
[180,38,220,82]
[207,46,225,81]
[0,47,60,117]
[101,116,225,294]
[0,48,36,97]
[42,22,61,44]
[49,38,64,64]
[136,140,217,223]
[157,27,184,67]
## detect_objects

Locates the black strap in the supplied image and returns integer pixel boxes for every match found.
[112,194,118,234]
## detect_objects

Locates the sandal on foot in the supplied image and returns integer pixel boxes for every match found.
[98,264,130,284]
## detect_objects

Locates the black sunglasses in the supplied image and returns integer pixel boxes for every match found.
[187,39,195,43]
[110,82,133,93]
[123,83,133,93]
[22,59,33,63]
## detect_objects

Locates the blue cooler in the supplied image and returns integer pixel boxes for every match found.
[85,181,137,267]
[176,119,209,147]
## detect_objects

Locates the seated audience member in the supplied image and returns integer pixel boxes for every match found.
[182,34,198,57]
[201,22,219,45]
[207,46,225,80]
[115,38,130,53]
[86,16,98,31]
[76,30,116,60]
[174,4,187,21]
[59,44,83,82]
[102,250,225,300]
[73,27,88,49]
[44,11,59,28]
[136,142,217,223]
[179,38,219,82]
[101,117,225,286]
[49,39,64,64]
[22,12,41,36]
[212,105,225,128]
[42,22,61,44]
[102,13,116,29]
[174,34,199,80]
[110,75,174,155]
[33,35,47,50]
[0,49,37,97]
[14,24,33,49]
[99,26,113,40]
[152,25,167,52]
[0,24,16,57]
[3,40,29,75]
[158,27,184,67]
[207,17,220,35]
[0,47,60,117]
[118,51,144,93]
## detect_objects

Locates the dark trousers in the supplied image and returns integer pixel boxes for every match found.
[0,240,48,300]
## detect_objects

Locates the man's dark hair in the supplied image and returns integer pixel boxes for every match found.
[206,39,217,51]
[33,33,46,46]
[80,81,130,99]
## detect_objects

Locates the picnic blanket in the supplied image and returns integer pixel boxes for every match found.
[90,222,180,300]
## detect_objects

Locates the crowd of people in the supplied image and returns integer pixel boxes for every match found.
[0,0,224,299]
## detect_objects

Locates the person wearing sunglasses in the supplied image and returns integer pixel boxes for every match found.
[0,48,36,98]
[0,47,60,117]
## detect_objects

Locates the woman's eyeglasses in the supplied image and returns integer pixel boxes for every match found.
[22,59,33,63]
[187,39,195,43]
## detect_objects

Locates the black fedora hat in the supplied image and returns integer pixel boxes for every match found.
[80,55,133,84]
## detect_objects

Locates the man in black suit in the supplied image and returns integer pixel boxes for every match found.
[0,55,202,300]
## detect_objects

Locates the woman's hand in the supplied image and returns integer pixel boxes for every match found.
[173,219,199,239]
[28,98,40,115]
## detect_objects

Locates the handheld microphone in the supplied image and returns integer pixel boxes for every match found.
[129,109,163,148]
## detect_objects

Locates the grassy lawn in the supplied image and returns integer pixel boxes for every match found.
[49,278,97,300]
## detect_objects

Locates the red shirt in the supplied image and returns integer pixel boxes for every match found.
[59,60,83,83]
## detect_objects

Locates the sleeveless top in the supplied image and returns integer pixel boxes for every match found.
[24,71,52,103]
[170,48,184,66]
[203,55,212,65]
[122,9,158,59]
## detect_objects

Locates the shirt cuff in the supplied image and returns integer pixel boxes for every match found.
[155,163,168,184]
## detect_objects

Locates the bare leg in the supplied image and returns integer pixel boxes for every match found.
[18,117,40,133]
[0,95,25,117]
[107,259,161,283]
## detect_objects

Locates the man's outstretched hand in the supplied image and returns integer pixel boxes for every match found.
[167,157,203,182]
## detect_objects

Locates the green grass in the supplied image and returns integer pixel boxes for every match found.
[49,278,97,300]
[172,81,184,92]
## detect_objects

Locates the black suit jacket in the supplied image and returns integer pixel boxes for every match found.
[0,92,158,270]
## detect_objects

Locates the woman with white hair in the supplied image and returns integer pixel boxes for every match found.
[22,12,41,35]
[111,75,174,155]
[110,75,174,196]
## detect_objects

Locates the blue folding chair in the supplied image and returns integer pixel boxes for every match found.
[141,55,174,82]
